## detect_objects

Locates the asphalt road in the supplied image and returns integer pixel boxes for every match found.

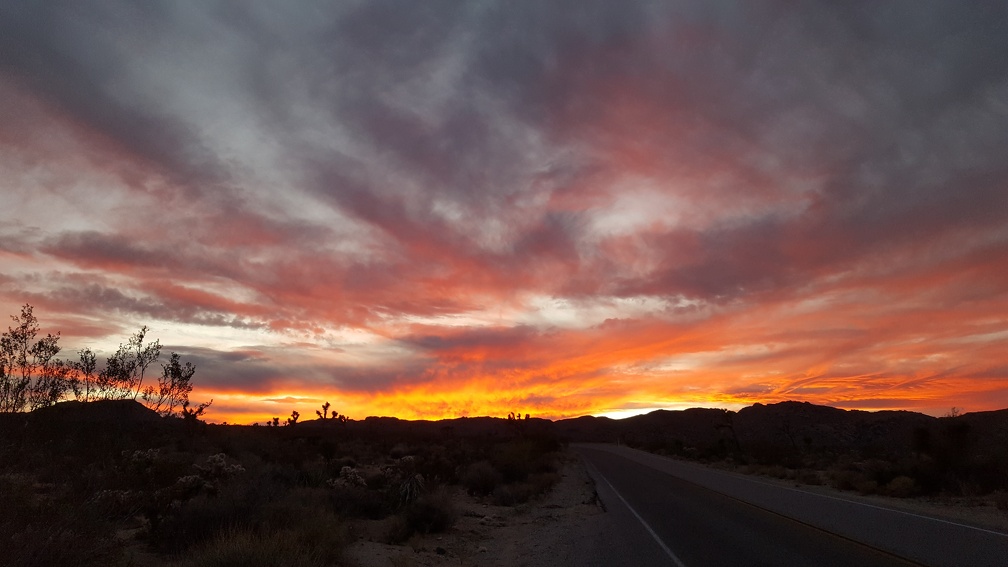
[574,445,1008,567]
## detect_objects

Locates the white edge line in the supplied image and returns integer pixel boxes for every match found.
[586,460,687,567]
[603,445,1008,539]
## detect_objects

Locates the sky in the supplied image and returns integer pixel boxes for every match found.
[2,1,1008,424]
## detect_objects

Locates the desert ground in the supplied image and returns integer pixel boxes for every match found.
[3,400,1008,566]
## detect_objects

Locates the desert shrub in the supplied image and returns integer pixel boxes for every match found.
[256,486,327,528]
[384,514,413,544]
[885,475,917,498]
[461,460,501,496]
[327,456,358,473]
[855,478,879,495]
[491,471,561,506]
[492,483,535,506]
[403,489,456,535]
[292,460,330,488]
[797,469,822,486]
[249,487,349,562]
[993,491,1008,512]
[491,439,558,483]
[828,469,858,491]
[530,471,561,492]
[384,488,456,544]
[400,473,425,505]
[177,527,326,567]
[415,449,458,483]
[365,469,391,490]
[0,474,126,567]
[765,465,789,479]
[327,484,394,519]
[148,480,262,553]
[389,443,410,459]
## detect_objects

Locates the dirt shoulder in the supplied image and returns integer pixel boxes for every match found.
[342,451,606,567]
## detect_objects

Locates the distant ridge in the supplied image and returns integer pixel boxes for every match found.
[554,401,1008,456]
[28,399,162,424]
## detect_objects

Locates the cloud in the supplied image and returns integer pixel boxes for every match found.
[2,1,1008,420]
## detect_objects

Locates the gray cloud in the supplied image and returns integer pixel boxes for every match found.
[3,1,1008,415]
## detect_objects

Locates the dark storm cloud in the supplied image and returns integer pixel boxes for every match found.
[166,345,292,392]
[188,345,445,394]
[40,280,267,331]
[0,2,231,192]
[402,325,544,353]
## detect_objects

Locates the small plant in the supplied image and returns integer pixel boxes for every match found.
[196,453,246,481]
[401,489,456,537]
[461,461,501,496]
[885,475,917,498]
[400,473,425,505]
[993,491,1008,513]
[180,527,327,567]
[328,466,367,489]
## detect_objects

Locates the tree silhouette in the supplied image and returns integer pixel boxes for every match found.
[72,347,98,402]
[96,326,161,400]
[0,304,212,421]
[143,352,197,417]
[317,401,331,420]
[0,304,71,411]
[315,401,348,423]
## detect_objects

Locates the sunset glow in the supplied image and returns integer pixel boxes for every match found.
[2,2,1008,423]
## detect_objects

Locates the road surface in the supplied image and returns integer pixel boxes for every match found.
[574,444,1008,567]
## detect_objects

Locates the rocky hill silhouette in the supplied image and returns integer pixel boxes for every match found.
[555,401,1004,460]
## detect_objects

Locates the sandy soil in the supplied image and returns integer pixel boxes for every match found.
[341,453,605,567]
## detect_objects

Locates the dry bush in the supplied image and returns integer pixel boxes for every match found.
[405,488,456,534]
[993,491,1008,512]
[328,483,394,519]
[461,460,501,496]
[492,472,561,506]
[148,478,263,553]
[885,475,917,498]
[177,527,326,567]
[0,474,126,567]
[384,514,413,545]
[492,483,535,506]
[828,469,859,491]
[386,488,457,543]
[797,469,823,486]
[854,478,879,495]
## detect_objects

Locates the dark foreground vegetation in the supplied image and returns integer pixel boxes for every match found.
[0,303,566,566]
[0,402,562,567]
[1,304,210,419]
